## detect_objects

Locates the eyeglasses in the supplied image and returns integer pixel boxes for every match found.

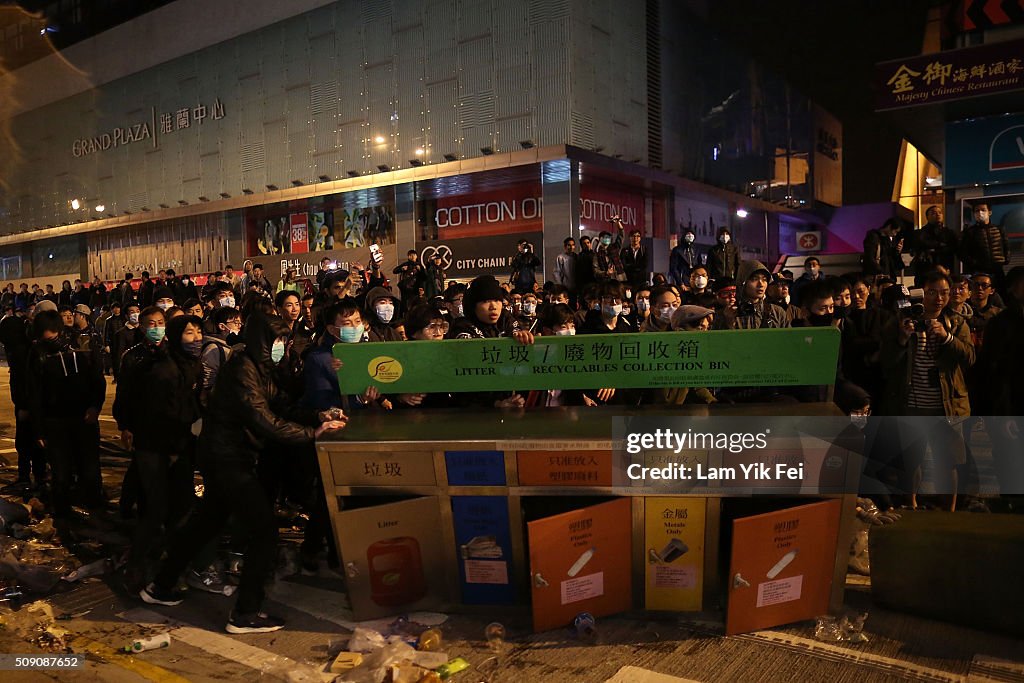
[425,323,449,333]
[970,282,992,290]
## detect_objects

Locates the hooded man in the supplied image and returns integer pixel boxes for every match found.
[720,260,790,330]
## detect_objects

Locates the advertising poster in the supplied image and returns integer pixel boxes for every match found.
[333,497,449,620]
[527,498,632,633]
[289,212,309,254]
[450,496,516,604]
[333,328,841,394]
[245,194,398,279]
[644,498,706,612]
[725,499,842,635]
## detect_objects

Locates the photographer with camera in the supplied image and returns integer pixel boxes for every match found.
[879,271,975,511]
[510,239,541,294]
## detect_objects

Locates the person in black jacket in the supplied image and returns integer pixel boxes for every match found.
[114,309,203,588]
[141,313,346,634]
[620,229,649,290]
[862,219,904,279]
[26,310,106,520]
[0,305,46,489]
[447,276,533,409]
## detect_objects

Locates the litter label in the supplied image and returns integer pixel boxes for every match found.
[756,575,803,608]
[651,565,696,590]
[464,560,509,585]
[560,572,604,605]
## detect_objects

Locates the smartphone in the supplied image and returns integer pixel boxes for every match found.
[369,244,383,264]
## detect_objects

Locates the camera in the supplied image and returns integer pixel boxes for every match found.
[899,300,927,332]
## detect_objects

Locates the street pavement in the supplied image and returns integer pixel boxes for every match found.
[0,368,1022,683]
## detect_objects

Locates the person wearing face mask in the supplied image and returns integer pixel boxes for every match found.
[304,298,388,411]
[682,266,711,305]
[791,257,824,307]
[517,292,540,333]
[640,286,681,333]
[669,229,702,288]
[517,304,589,408]
[767,279,801,324]
[442,282,466,320]
[111,304,144,384]
[707,227,739,283]
[143,313,347,633]
[580,281,633,335]
[631,286,651,326]
[153,287,176,313]
[592,217,626,283]
[642,305,717,406]
[789,281,871,413]
[200,307,244,409]
[175,273,199,303]
[26,310,106,524]
[114,313,204,591]
[828,277,852,325]
[960,202,1009,295]
[362,286,402,342]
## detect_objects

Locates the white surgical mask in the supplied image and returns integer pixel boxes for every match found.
[602,304,622,318]
[784,294,791,305]
[156,301,172,311]
[720,234,730,244]
[453,302,464,318]
[220,296,235,308]
[591,301,601,311]
[695,276,708,289]
[128,312,140,324]
[271,340,286,364]
[636,298,650,313]
[522,302,536,316]
[658,305,678,323]
[375,303,395,323]
[684,233,695,244]
[554,328,575,336]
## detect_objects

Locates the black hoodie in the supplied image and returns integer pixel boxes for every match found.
[198,314,318,469]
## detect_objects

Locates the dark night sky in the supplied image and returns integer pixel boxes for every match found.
[703,0,935,205]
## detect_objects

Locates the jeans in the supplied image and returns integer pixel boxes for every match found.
[154,463,277,615]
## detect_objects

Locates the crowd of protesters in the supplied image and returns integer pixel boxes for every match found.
[0,203,1020,633]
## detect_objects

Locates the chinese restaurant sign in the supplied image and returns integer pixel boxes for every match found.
[333,328,840,394]
[875,39,1024,110]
